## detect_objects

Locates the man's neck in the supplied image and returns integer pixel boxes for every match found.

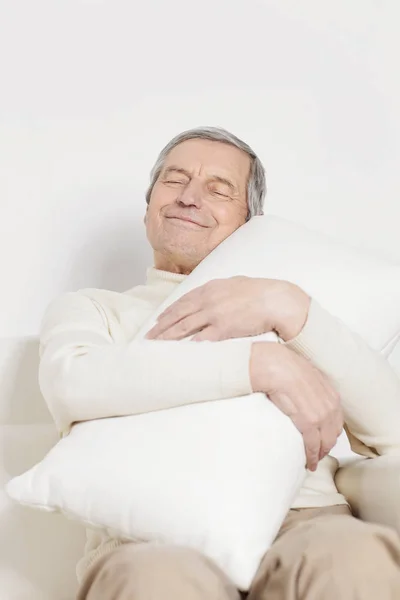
[153,253,197,276]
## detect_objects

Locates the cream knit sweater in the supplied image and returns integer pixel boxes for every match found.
[38,268,400,581]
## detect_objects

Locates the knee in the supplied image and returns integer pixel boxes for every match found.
[303,515,400,568]
[79,543,240,600]
[249,516,400,599]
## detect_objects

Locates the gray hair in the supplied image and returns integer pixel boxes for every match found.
[145,126,266,219]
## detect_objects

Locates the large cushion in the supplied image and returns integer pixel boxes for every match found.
[6,215,400,590]
[134,215,400,354]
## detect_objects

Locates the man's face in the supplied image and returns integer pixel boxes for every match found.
[145,138,251,274]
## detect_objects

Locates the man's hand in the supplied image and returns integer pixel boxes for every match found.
[146,276,311,342]
[250,342,344,471]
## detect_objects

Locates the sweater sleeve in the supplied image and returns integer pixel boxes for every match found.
[39,292,253,435]
[284,300,400,457]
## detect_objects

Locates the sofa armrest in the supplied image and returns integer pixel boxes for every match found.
[335,455,400,534]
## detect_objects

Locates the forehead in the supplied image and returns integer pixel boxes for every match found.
[163,139,251,185]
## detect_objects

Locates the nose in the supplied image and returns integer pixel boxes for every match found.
[176,179,203,209]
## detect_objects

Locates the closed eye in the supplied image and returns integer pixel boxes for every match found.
[210,189,231,198]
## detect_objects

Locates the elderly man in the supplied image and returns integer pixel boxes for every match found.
[39,127,400,599]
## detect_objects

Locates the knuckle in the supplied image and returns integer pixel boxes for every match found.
[307,415,321,428]
[324,408,335,422]
[213,312,224,325]
[178,321,189,334]
[206,280,219,291]
[304,417,319,431]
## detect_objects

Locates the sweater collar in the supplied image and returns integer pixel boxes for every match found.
[146,267,187,285]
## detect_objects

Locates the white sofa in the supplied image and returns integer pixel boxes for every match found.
[0,338,85,600]
[1,336,400,599]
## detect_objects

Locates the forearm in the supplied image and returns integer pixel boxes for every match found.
[284,300,400,456]
[39,331,252,435]
[39,291,253,435]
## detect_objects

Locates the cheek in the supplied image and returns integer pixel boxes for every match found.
[212,203,247,231]
[150,183,176,210]
[146,189,170,228]
[145,205,162,241]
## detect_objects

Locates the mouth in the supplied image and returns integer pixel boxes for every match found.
[165,216,208,228]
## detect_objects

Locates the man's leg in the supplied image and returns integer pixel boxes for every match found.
[247,505,400,600]
[77,543,241,600]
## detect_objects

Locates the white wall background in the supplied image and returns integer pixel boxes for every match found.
[1,0,399,337]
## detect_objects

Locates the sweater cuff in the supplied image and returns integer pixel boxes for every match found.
[283,299,357,379]
[219,340,253,399]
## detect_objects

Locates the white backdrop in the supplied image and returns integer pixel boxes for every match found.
[1,0,400,337]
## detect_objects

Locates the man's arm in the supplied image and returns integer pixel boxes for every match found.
[284,300,400,457]
[40,288,344,470]
[39,292,253,435]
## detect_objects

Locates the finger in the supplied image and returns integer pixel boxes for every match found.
[268,391,319,470]
[318,420,340,460]
[302,379,335,462]
[285,377,325,471]
[154,313,209,341]
[321,402,344,450]
[313,370,344,440]
[191,327,221,342]
[146,301,200,339]
[158,287,204,320]
[314,368,341,410]
[319,408,344,460]
[301,426,322,472]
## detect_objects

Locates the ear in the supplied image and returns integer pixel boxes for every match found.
[144,206,149,225]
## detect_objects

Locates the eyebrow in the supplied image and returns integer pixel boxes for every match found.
[163,166,237,191]
[162,166,191,178]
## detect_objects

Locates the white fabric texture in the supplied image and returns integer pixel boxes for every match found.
[6,215,400,590]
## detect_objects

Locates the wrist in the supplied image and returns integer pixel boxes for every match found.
[274,284,311,342]
[250,342,286,393]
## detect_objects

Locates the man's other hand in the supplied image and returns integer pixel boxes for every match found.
[250,342,344,472]
[146,276,311,342]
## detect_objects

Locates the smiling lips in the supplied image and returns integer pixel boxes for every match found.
[165,214,209,228]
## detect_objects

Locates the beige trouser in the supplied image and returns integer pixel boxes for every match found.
[77,505,400,600]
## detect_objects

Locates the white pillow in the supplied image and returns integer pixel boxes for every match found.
[136,215,400,354]
[7,215,400,590]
